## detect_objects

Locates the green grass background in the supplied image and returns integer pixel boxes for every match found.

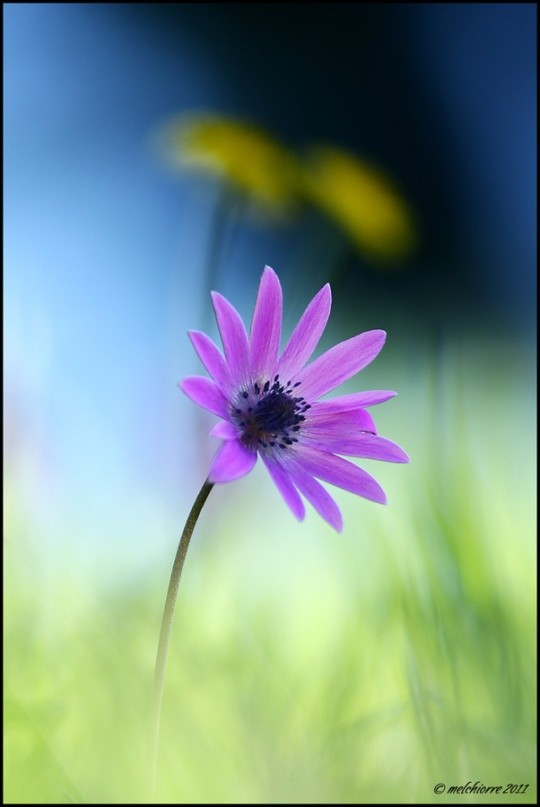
[4,332,536,804]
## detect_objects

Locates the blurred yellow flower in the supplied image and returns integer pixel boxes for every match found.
[303,146,418,262]
[161,113,301,217]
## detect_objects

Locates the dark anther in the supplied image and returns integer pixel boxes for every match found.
[242,391,249,398]
[264,380,270,392]
[293,381,301,387]
[254,383,260,395]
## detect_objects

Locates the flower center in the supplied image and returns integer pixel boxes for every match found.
[231,375,310,451]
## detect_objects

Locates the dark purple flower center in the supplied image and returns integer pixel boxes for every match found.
[231,374,311,451]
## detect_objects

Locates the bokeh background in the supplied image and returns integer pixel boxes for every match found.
[4,3,536,804]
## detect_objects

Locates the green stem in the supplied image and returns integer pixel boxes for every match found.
[150,479,214,799]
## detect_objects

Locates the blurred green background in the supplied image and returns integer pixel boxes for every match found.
[4,3,536,804]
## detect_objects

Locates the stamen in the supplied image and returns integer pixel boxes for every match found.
[232,374,309,452]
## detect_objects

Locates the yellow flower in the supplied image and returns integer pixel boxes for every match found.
[302,146,418,262]
[160,113,301,217]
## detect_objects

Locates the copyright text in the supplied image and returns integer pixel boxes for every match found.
[434,782,529,796]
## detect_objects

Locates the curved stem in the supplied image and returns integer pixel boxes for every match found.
[150,479,214,798]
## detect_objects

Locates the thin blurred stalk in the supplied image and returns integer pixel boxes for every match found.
[197,184,243,476]
[150,479,214,799]
[288,211,350,315]
[201,183,244,332]
[428,322,446,494]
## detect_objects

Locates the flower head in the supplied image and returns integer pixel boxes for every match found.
[180,267,409,532]
[161,113,300,217]
[302,146,417,262]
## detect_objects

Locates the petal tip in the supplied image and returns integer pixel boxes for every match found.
[389,441,411,463]
[211,289,228,306]
[187,329,201,347]
[319,282,332,304]
[260,265,281,288]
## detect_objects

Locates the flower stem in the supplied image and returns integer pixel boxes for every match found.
[150,479,214,799]
[204,183,234,306]
[201,183,245,327]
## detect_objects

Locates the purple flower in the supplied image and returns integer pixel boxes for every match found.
[180,266,409,532]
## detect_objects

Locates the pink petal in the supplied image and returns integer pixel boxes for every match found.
[208,440,257,483]
[302,432,410,462]
[305,408,378,435]
[249,266,283,380]
[179,376,229,419]
[286,461,343,532]
[310,390,397,413]
[211,291,250,388]
[261,454,305,521]
[296,330,387,400]
[209,421,239,440]
[295,444,387,504]
[276,283,332,381]
[188,330,232,396]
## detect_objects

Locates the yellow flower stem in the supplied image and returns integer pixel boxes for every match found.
[150,479,214,799]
